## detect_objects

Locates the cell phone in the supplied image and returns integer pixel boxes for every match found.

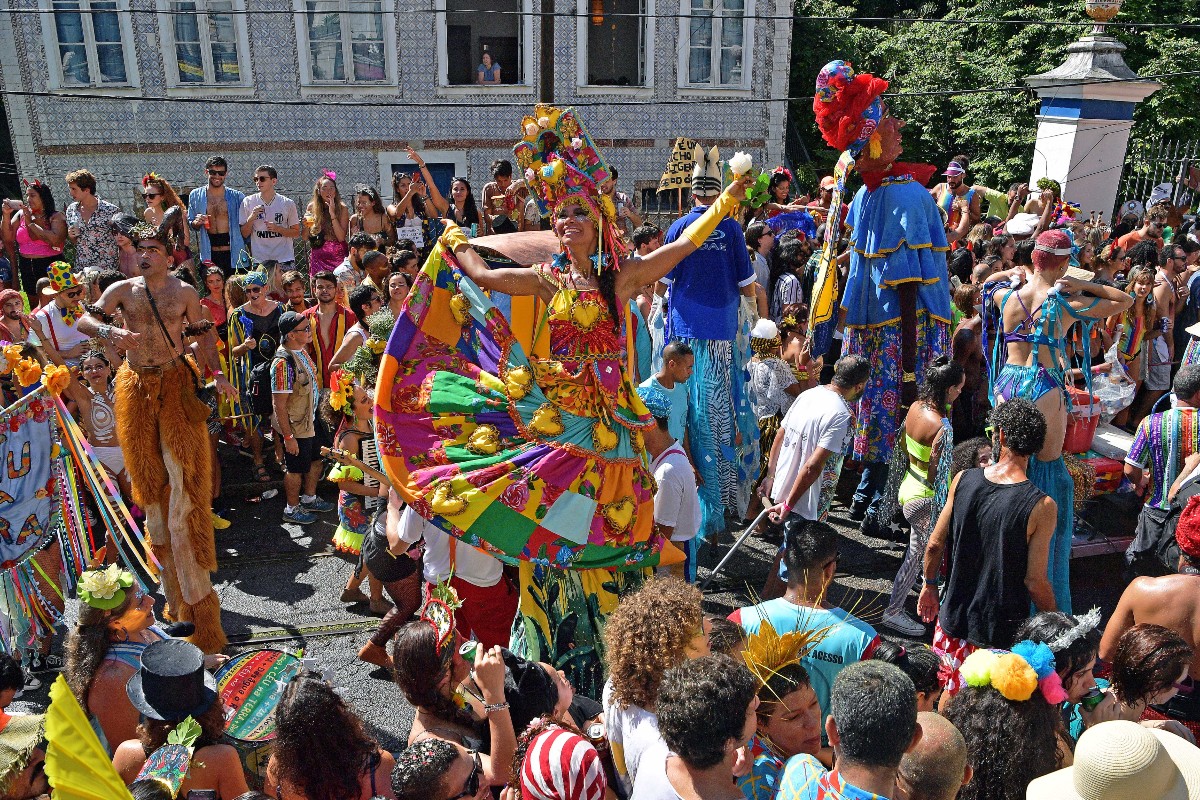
[189,792,217,800]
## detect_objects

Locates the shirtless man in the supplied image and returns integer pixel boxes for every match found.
[0,289,33,345]
[188,156,246,277]
[76,208,236,653]
[929,157,983,245]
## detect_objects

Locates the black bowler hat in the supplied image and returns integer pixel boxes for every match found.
[126,638,218,722]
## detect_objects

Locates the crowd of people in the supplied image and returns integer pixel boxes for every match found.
[2,65,1200,800]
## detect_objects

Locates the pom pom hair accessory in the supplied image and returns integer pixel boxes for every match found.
[959,642,1068,704]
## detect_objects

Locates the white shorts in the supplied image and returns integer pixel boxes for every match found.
[93,445,126,480]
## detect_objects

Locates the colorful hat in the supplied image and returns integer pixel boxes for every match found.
[77,564,135,610]
[943,160,968,177]
[513,104,628,271]
[819,175,836,190]
[636,385,672,420]
[520,725,607,800]
[134,717,202,798]
[812,60,890,158]
[41,260,83,297]
[419,579,464,653]
[240,268,268,288]
[742,616,831,701]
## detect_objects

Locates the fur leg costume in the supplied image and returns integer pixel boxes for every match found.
[115,360,225,652]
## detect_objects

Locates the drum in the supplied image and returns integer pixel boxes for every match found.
[215,649,302,789]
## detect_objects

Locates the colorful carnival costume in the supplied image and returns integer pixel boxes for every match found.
[663,145,759,536]
[806,61,952,469]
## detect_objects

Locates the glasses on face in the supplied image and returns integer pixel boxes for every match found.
[447,751,482,800]
[246,287,263,295]
[142,192,160,199]
[208,169,226,176]
[65,289,84,299]
[254,175,271,183]
[292,325,311,334]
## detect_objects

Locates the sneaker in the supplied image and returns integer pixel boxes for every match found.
[301,497,335,513]
[283,507,317,525]
[881,610,926,637]
[21,673,40,693]
[212,511,231,530]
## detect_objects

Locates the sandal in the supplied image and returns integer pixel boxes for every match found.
[252,464,271,483]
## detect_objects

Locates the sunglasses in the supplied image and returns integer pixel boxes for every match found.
[65,289,83,298]
[245,286,263,294]
[447,751,481,800]
[142,192,160,199]
[208,169,227,176]
[253,175,271,183]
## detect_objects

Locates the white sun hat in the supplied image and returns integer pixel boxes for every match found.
[1026,720,1200,800]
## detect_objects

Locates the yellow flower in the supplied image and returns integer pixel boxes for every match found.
[14,359,41,388]
[368,338,386,355]
[2,345,22,375]
[41,364,71,396]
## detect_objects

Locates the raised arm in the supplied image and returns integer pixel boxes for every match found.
[1062,275,1135,319]
[615,177,751,296]
[439,222,549,298]
[407,148,449,216]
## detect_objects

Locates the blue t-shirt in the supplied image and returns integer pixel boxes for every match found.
[639,375,688,442]
[729,601,879,739]
[775,754,827,800]
[663,207,754,341]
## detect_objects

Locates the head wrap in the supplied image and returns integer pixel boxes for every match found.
[513,104,628,271]
[1032,229,1073,271]
[1177,496,1200,560]
[943,160,967,177]
[812,60,889,157]
[240,268,268,288]
[0,289,22,307]
[520,726,607,800]
[751,319,780,340]
[636,384,672,420]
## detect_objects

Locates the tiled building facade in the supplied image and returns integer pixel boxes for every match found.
[0,0,792,216]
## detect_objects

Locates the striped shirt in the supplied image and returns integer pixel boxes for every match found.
[1126,406,1200,510]
[520,726,606,800]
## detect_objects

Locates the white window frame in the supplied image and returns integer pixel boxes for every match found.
[293,0,398,91]
[434,0,536,94]
[377,149,468,198]
[575,0,654,94]
[155,0,253,90]
[41,0,140,90]
[676,0,753,92]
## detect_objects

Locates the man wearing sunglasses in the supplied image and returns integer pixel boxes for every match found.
[239,164,300,270]
[187,156,246,278]
[31,260,91,367]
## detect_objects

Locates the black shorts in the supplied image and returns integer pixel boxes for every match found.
[283,435,316,474]
[210,249,233,277]
[361,525,418,583]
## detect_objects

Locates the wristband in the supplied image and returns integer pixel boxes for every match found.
[923,577,939,587]
[97,324,112,340]
[439,220,470,253]
[285,434,295,441]
[484,701,510,715]
[682,189,740,248]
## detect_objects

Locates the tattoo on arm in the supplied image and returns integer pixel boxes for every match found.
[84,304,115,324]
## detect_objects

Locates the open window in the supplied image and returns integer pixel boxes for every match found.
[442,0,527,86]
[582,0,648,87]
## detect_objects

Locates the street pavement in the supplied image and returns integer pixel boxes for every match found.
[14,451,1135,757]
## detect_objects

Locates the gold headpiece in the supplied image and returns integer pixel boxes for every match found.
[742,612,833,702]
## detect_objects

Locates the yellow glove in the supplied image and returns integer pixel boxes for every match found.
[439,220,470,253]
[682,190,741,248]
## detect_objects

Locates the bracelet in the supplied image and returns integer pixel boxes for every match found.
[923,577,939,587]
[284,434,295,441]
[97,324,112,340]
[484,701,510,715]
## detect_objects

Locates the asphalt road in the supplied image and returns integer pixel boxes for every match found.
[15,452,1138,758]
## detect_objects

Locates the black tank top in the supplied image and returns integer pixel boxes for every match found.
[939,467,1046,648]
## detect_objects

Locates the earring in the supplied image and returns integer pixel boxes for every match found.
[113,625,129,642]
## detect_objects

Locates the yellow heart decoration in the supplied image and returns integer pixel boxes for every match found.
[506,365,532,400]
[571,299,602,333]
[603,497,635,533]
[466,424,501,455]
[429,482,468,516]
[530,403,564,436]
[592,419,618,452]
[449,292,471,325]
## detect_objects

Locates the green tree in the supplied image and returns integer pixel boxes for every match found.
[790,0,1200,193]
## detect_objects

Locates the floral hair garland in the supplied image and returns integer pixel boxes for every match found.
[141,172,163,189]
[78,564,135,611]
[328,369,356,415]
[959,641,1068,704]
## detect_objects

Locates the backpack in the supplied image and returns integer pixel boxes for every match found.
[248,345,290,419]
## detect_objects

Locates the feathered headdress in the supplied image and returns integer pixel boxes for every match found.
[1048,607,1102,653]
[813,60,889,158]
[513,104,628,271]
[691,145,723,197]
[419,579,464,653]
[141,171,163,189]
[742,613,833,702]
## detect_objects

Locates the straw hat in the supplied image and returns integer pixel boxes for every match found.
[1026,720,1200,800]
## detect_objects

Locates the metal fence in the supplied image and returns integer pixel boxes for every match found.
[1116,138,1200,220]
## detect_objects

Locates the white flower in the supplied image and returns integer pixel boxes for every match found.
[728,152,753,177]
[525,122,539,137]
[80,565,123,601]
[571,137,583,150]
[538,116,551,129]
[525,168,536,183]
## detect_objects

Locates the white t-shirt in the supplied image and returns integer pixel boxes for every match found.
[651,444,700,542]
[34,303,89,364]
[770,385,852,520]
[603,679,664,797]
[628,740,684,800]
[397,506,502,587]
[240,193,299,263]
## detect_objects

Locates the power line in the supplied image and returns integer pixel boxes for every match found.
[4,4,1200,28]
[5,69,1196,107]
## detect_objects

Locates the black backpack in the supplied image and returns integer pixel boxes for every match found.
[248,344,290,419]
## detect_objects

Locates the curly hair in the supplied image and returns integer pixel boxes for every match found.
[137,698,226,751]
[988,398,1046,457]
[707,615,746,657]
[391,621,478,730]
[657,654,757,769]
[1110,623,1193,705]
[951,437,990,477]
[603,576,705,711]
[63,590,137,708]
[271,672,380,800]
[944,685,1061,800]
